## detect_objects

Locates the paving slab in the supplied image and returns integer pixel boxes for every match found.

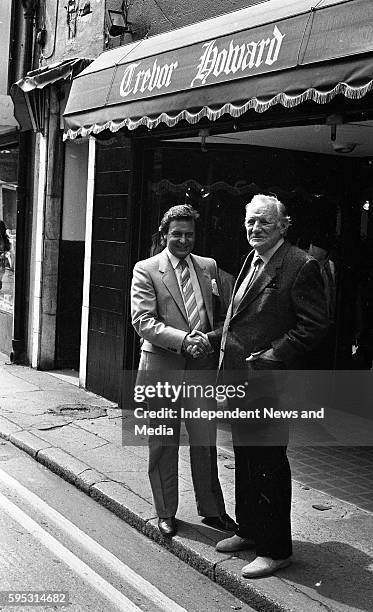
[215,556,324,612]
[102,471,154,500]
[1,364,115,404]
[73,444,146,473]
[0,388,112,408]
[77,417,124,445]
[0,409,72,431]
[30,423,109,453]
[0,369,39,394]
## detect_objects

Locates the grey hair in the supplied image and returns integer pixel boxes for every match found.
[245,194,291,231]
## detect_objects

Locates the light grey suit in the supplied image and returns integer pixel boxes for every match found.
[131,249,226,518]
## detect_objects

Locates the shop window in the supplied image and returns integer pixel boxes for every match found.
[143,144,342,278]
[141,141,370,370]
[0,146,18,316]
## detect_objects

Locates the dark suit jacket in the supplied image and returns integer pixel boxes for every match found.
[211,241,329,371]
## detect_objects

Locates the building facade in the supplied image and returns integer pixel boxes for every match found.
[9,0,373,402]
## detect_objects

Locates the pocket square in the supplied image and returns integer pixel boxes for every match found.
[266,279,278,289]
[211,278,220,296]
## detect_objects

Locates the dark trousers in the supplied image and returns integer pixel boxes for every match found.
[232,438,292,559]
[148,415,226,518]
[138,350,226,519]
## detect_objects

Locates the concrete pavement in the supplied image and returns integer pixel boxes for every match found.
[0,354,372,611]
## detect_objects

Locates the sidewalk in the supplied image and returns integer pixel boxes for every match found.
[0,355,372,612]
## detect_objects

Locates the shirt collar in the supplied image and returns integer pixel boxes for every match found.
[166,247,192,269]
[256,238,284,265]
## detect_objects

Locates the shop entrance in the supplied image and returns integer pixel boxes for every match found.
[0,140,18,355]
[134,126,373,371]
[56,140,88,370]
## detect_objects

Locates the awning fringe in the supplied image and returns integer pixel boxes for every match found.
[64,79,373,140]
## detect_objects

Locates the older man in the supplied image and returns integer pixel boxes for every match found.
[131,204,235,538]
[212,194,329,578]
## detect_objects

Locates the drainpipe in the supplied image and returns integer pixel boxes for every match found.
[10,0,37,364]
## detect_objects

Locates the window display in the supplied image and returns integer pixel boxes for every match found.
[0,146,18,314]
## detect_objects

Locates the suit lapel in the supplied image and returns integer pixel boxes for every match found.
[159,250,188,322]
[231,242,289,318]
[229,252,254,317]
[219,253,254,370]
[232,253,252,296]
[191,255,214,329]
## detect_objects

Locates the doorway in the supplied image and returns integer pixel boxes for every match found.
[134,133,373,371]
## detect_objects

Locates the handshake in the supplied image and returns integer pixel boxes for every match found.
[182,330,214,359]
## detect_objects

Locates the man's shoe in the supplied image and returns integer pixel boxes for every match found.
[202,513,237,532]
[216,534,255,552]
[158,517,177,537]
[241,556,291,578]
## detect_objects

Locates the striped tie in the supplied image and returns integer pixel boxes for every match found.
[179,259,202,331]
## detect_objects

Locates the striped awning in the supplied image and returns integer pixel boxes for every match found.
[63,0,373,140]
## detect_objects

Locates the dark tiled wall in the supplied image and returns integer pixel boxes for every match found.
[86,136,133,401]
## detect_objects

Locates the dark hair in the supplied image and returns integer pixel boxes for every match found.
[0,221,10,252]
[159,205,199,248]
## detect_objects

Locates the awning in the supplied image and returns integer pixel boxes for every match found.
[63,0,373,140]
[11,58,91,132]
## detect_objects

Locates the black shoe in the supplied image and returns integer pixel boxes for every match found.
[202,513,237,532]
[158,517,177,537]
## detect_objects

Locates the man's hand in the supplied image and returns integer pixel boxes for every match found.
[182,330,213,358]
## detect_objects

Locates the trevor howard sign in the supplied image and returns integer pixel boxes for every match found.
[109,16,304,107]
[191,26,285,87]
[119,25,285,99]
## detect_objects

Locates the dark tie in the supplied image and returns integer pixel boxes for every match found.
[233,254,262,310]
[179,259,202,330]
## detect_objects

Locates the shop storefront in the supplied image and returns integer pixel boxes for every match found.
[63,0,373,400]
[10,57,91,369]
[0,140,18,352]
[0,0,20,355]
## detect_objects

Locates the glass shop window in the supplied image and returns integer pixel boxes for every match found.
[0,145,18,314]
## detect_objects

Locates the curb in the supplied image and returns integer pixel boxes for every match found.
[0,420,322,611]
